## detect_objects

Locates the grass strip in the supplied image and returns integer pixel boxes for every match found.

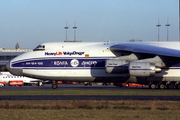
[0,100,179,110]
[0,100,180,120]
[0,109,180,120]
[0,89,180,96]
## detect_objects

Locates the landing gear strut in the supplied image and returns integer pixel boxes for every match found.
[52,81,58,89]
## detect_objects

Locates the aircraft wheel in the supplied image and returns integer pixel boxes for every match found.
[149,84,156,89]
[175,84,180,89]
[52,84,58,89]
[167,83,174,89]
[158,83,165,89]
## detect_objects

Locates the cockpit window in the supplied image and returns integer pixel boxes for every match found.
[33,45,45,51]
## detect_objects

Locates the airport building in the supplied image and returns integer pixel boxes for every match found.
[0,48,31,71]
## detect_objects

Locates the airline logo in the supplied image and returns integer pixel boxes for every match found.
[45,51,84,56]
[70,59,79,67]
[63,51,85,56]
[45,52,62,56]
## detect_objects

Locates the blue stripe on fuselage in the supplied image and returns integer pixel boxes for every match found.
[11,57,113,68]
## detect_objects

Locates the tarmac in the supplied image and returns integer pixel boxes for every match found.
[0,84,180,101]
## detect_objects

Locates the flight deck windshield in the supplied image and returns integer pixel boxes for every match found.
[33,45,45,51]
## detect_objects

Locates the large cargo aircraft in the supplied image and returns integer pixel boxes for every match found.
[5,41,180,89]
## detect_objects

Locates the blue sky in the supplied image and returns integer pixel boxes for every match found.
[0,0,179,48]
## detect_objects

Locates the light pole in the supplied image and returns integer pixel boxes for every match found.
[156,19,161,41]
[165,18,170,41]
[73,21,77,41]
[64,21,69,41]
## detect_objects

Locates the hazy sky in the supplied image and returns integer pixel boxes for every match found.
[0,0,179,48]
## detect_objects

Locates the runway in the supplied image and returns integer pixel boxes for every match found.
[0,95,180,101]
[0,84,180,101]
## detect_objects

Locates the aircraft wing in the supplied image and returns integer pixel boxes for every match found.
[110,43,180,58]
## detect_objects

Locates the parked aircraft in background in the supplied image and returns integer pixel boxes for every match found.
[5,41,180,89]
[0,72,44,86]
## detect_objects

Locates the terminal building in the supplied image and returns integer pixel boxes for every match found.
[0,48,31,71]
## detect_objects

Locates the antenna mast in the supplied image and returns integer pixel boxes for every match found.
[165,18,170,41]
[64,21,69,41]
[156,19,161,41]
[73,21,77,42]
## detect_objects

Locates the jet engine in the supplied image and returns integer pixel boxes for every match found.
[105,59,161,77]
[129,62,156,77]
[105,59,129,74]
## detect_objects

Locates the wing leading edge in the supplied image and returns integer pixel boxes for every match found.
[110,43,180,58]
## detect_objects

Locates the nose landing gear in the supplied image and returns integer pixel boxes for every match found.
[52,81,58,89]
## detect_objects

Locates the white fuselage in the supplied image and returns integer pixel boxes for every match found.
[6,41,180,83]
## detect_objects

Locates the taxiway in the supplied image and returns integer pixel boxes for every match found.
[0,84,179,101]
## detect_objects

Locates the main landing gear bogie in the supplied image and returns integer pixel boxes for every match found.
[149,82,180,90]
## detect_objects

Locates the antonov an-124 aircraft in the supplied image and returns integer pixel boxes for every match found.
[5,41,180,89]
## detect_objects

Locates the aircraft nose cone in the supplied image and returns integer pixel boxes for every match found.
[5,62,10,71]
[6,61,23,76]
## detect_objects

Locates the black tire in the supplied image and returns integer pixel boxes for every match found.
[167,83,174,89]
[175,84,180,89]
[149,84,156,89]
[52,84,58,89]
[89,83,92,86]
[158,83,165,89]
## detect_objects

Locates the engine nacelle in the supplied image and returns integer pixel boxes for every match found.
[129,62,155,77]
[105,59,159,77]
[105,59,128,74]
